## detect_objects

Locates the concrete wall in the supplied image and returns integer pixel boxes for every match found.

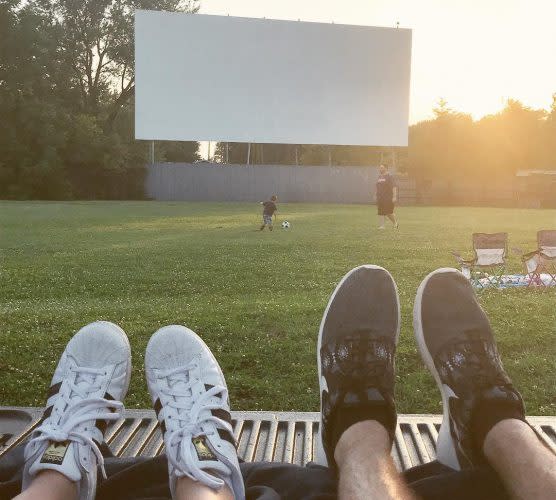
[146,162,381,203]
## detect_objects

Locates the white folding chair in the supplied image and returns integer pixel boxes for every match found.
[520,230,556,287]
[452,233,508,289]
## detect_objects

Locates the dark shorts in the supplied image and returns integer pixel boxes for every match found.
[263,214,273,225]
[0,443,510,500]
[377,198,395,216]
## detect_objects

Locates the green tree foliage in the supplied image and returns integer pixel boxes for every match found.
[0,1,70,198]
[29,0,199,128]
[546,94,556,165]
[214,97,555,183]
[213,142,400,167]
[1,0,554,199]
[409,100,477,182]
[158,141,201,163]
[408,98,552,184]
[0,0,200,199]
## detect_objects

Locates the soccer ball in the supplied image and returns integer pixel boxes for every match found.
[281,221,290,229]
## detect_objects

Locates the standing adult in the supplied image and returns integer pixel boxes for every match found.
[375,164,399,229]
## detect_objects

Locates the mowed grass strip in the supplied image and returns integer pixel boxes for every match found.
[1,201,555,415]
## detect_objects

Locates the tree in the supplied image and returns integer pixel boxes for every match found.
[542,93,556,168]
[476,99,547,176]
[0,0,199,199]
[27,0,199,129]
[158,141,200,162]
[0,1,73,198]
[408,100,477,182]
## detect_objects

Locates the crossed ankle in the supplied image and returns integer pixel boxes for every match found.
[334,420,391,466]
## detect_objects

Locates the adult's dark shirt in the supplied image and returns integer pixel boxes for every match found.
[376,173,396,201]
[262,201,277,216]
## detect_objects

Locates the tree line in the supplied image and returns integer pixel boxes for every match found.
[0,0,200,200]
[1,1,555,200]
[216,97,556,180]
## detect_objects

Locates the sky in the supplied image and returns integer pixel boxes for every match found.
[199,0,556,124]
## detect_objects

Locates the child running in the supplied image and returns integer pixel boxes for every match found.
[259,195,278,231]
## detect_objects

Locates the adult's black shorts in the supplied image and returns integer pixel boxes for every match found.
[377,199,395,216]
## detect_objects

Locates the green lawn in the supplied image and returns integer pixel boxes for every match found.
[1,202,555,415]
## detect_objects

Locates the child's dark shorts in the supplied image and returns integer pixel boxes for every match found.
[263,215,273,225]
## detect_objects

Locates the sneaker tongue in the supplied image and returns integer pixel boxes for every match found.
[75,372,95,387]
[72,372,98,403]
[168,375,192,420]
[30,441,82,482]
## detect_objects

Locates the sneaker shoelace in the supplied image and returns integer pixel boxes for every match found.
[321,333,396,390]
[437,336,510,392]
[27,365,123,479]
[157,364,233,490]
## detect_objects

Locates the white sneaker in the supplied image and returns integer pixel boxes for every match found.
[378,226,386,230]
[145,325,245,500]
[22,321,131,500]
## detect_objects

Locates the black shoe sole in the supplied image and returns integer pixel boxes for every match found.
[413,267,465,470]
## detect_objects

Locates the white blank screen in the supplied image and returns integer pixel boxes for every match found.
[135,11,412,146]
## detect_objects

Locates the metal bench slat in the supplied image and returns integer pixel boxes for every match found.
[2,408,555,471]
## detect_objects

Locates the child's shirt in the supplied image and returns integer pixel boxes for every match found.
[262,201,277,216]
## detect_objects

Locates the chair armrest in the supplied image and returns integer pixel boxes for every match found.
[451,251,474,266]
[451,251,463,263]
[521,250,538,261]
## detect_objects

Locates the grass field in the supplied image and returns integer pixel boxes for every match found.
[1,201,555,416]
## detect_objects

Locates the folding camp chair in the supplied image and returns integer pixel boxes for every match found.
[452,233,508,289]
[519,230,556,287]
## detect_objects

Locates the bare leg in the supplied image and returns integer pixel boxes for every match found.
[334,420,415,500]
[176,477,234,500]
[15,471,77,500]
[259,224,265,231]
[484,419,556,500]
[379,215,386,228]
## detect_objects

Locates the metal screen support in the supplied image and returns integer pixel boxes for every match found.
[328,146,332,166]
[150,141,155,164]
[247,143,251,165]
[226,142,229,164]
[295,145,299,165]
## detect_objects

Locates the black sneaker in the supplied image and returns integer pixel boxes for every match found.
[318,265,400,467]
[413,268,525,470]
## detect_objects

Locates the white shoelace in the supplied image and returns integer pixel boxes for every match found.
[157,365,233,490]
[27,365,123,479]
